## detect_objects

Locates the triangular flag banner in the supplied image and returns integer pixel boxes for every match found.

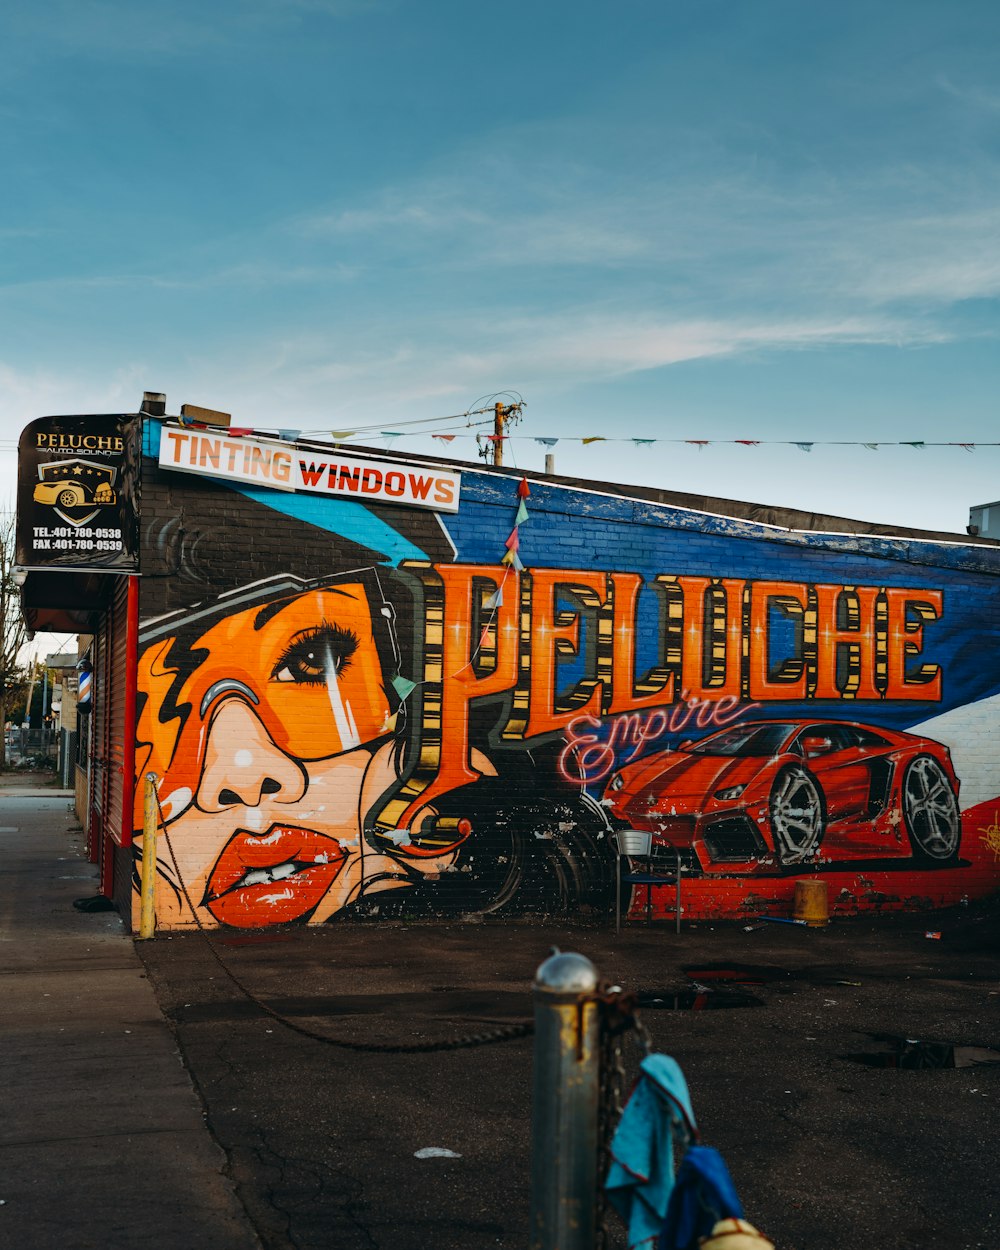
[864,443,879,451]
[500,548,515,566]
[535,437,558,446]
[433,434,456,442]
[484,588,503,609]
[511,551,525,572]
[735,440,760,447]
[487,434,505,443]
[582,436,605,445]
[505,528,520,551]
[957,443,975,452]
[517,476,531,499]
[227,427,254,437]
[330,430,354,439]
[278,428,301,442]
[381,431,402,440]
[391,674,417,701]
[686,440,710,447]
[903,441,926,449]
[633,438,656,446]
[515,500,529,525]
[794,442,814,452]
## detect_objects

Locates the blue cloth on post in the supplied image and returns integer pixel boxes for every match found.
[605,1055,698,1249]
[658,1145,745,1250]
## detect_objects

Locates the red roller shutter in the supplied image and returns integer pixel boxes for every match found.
[87,576,137,895]
[104,575,130,850]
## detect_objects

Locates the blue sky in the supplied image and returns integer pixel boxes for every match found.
[2,0,1000,532]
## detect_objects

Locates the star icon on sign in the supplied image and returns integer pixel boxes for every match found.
[72,465,83,474]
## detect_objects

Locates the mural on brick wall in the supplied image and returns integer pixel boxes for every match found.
[134,446,1000,928]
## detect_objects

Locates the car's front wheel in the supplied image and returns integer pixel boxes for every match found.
[769,767,825,866]
[902,755,961,862]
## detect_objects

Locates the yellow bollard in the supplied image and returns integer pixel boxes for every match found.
[792,878,829,927]
[137,773,158,940]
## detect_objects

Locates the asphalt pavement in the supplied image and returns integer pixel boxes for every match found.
[3,774,999,1250]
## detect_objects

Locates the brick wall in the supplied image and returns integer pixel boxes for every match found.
[133,439,1000,929]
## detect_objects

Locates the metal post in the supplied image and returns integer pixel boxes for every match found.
[530,950,600,1250]
[675,848,682,935]
[137,774,158,940]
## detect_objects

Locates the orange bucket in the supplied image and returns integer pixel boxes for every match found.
[792,878,829,927]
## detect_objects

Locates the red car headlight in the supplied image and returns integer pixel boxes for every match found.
[714,784,747,801]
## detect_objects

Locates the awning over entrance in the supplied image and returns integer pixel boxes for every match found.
[19,569,117,634]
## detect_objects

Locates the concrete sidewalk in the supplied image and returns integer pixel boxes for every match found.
[0,790,259,1250]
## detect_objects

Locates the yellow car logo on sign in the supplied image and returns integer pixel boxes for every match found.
[33,459,118,526]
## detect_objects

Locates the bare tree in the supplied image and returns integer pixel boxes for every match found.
[1,510,28,771]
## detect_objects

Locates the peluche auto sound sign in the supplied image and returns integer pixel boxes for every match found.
[16,415,141,572]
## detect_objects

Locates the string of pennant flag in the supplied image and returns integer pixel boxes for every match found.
[458,435,990,452]
[170,415,995,452]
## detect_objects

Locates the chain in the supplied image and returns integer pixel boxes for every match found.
[595,986,651,1250]
[144,777,534,1054]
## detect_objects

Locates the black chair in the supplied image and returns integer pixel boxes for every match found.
[613,829,683,934]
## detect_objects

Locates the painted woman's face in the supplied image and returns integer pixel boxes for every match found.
[135,581,439,928]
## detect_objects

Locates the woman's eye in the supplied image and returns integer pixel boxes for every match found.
[271,624,359,684]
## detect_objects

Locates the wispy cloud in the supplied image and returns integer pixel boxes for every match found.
[0,363,151,503]
[297,193,647,267]
[493,313,949,377]
[0,362,148,419]
[286,142,1000,328]
[298,202,491,236]
[937,74,1000,114]
[835,208,1000,304]
[176,308,943,431]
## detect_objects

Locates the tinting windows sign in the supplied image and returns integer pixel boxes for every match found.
[17,415,140,572]
[157,426,462,513]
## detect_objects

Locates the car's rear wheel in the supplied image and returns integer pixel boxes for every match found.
[769,767,824,866]
[360,779,616,918]
[902,755,960,862]
[57,487,82,506]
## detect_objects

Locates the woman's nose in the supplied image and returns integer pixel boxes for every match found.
[195,698,307,812]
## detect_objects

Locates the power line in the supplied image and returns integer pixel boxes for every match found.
[279,405,500,436]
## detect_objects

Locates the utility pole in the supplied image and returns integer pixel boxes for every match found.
[42,665,49,755]
[24,658,37,726]
[493,402,505,466]
[483,400,523,466]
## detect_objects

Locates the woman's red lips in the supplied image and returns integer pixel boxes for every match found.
[205,823,348,927]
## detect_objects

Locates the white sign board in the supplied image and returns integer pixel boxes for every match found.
[158,428,461,512]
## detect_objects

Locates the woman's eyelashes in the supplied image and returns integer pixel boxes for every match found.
[270,623,360,684]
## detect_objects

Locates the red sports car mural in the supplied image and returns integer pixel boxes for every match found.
[603,719,962,875]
